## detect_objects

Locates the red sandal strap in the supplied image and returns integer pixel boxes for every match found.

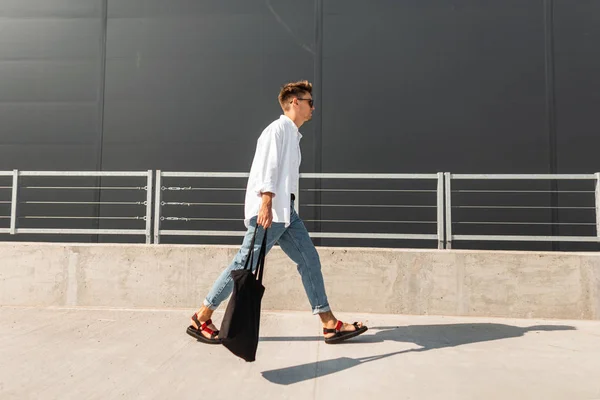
[200,319,215,335]
[191,314,216,335]
[200,319,212,329]
[323,320,344,334]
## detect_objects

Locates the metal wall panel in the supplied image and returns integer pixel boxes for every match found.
[102,0,316,172]
[319,0,554,249]
[0,0,104,242]
[552,1,600,250]
[322,0,549,174]
[0,0,103,169]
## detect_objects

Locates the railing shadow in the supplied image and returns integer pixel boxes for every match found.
[260,323,575,385]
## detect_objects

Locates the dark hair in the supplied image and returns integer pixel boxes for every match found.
[278,80,312,110]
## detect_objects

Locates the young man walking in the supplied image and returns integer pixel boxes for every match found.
[187,80,367,345]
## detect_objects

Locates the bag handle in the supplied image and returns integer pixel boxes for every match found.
[243,226,268,282]
[255,228,268,284]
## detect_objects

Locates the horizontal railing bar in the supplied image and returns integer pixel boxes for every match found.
[303,204,437,208]
[160,230,245,237]
[18,171,149,177]
[21,216,145,220]
[161,217,242,222]
[452,234,599,242]
[450,174,596,180]
[0,228,10,232]
[23,186,145,190]
[14,228,146,235]
[162,187,245,191]
[453,206,595,209]
[161,172,249,178]
[22,201,145,205]
[159,217,437,224]
[304,219,436,224]
[162,202,437,208]
[162,202,243,206]
[160,172,439,179]
[302,189,437,193]
[160,189,437,194]
[453,190,594,194]
[300,173,438,179]
[455,221,595,226]
[158,189,437,194]
[309,232,438,240]
[158,229,437,240]
[0,172,14,177]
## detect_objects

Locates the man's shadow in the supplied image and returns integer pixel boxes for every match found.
[260,323,575,385]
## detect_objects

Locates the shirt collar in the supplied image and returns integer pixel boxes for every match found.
[280,114,303,139]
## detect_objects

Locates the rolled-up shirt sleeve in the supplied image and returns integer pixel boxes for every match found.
[254,126,283,197]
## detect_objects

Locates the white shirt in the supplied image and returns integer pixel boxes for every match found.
[244,115,302,227]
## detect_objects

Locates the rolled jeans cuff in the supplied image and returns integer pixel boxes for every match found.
[203,298,218,310]
[312,304,331,315]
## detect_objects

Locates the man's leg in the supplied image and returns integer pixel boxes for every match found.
[191,216,287,338]
[276,204,365,339]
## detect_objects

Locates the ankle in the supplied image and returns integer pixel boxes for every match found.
[197,306,214,321]
[318,311,337,326]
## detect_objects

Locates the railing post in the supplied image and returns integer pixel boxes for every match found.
[437,172,444,249]
[145,170,153,244]
[154,170,162,244]
[596,172,600,242]
[444,172,452,249]
[10,169,18,235]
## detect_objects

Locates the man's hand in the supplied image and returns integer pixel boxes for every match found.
[257,192,274,228]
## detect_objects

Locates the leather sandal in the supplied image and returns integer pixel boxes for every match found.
[186,314,221,344]
[323,320,368,344]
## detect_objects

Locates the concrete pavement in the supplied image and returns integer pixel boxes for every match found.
[1,306,599,400]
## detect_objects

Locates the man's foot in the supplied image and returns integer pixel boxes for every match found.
[323,320,368,344]
[186,312,221,344]
[190,312,219,338]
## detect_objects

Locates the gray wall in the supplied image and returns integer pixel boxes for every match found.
[0,0,598,250]
[3,242,600,320]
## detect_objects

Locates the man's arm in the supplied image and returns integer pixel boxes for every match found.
[254,127,283,229]
[257,192,273,228]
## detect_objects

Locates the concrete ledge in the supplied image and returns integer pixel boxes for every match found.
[0,242,599,320]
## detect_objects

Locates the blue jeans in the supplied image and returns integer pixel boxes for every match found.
[204,201,331,315]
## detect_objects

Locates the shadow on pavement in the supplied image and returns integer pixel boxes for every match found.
[260,323,575,385]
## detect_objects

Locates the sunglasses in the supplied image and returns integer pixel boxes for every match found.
[291,98,314,107]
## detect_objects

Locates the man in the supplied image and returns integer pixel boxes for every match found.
[187,80,367,345]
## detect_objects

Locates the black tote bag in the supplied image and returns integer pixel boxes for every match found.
[219,227,268,362]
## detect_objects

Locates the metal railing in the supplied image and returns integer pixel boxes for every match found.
[1,170,598,248]
[0,170,153,243]
[445,173,600,248]
[154,171,445,248]
[154,171,250,243]
[296,173,443,248]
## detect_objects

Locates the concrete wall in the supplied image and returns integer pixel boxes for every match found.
[1,242,599,320]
